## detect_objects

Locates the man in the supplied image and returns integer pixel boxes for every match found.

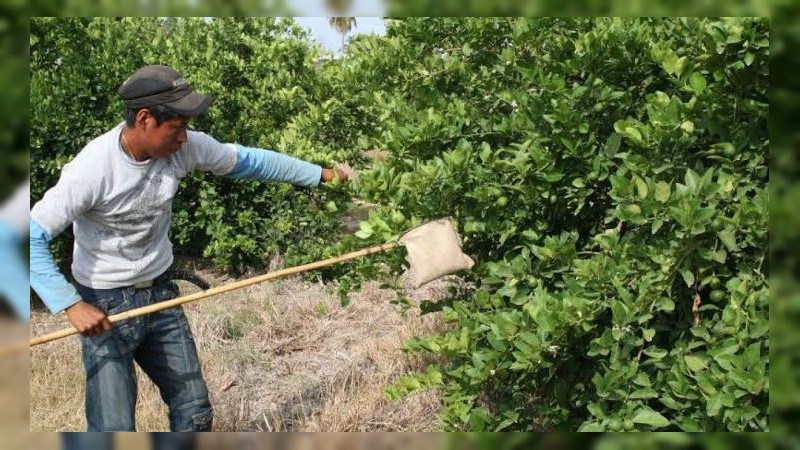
[30,65,353,432]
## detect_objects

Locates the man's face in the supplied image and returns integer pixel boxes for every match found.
[144,115,189,159]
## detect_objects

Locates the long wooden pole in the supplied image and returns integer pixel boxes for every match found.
[17,241,399,354]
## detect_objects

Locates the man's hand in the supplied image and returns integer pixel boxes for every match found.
[65,301,112,336]
[321,163,357,183]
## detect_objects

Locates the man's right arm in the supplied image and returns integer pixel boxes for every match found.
[30,219,110,335]
[31,154,113,335]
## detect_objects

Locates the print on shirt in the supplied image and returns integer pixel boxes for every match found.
[90,159,180,274]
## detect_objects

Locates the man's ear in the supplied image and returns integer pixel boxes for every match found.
[136,109,151,129]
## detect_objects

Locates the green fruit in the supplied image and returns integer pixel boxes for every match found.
[710,290,725,301]
[487,187,503,198]
[549,194,558,204]
[496,196,509,207]
[722,144,737,157]
[624,419,635,431]
[708,276,721,288]
[607,418,623,431]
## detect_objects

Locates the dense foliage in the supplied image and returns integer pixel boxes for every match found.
[331,17,769,432]
[31,17,769,431]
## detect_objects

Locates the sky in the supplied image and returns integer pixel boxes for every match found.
[292,16,387,54]
[289,0,387,16]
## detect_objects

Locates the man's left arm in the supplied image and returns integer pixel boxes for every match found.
[184,132,353,185]
[225,144,352,186]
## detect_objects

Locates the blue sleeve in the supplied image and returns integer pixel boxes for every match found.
[225,144,323,187]
[29,219,81,315]
[0,221,29,320]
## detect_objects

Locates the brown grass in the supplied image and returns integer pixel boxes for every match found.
[1,320,29,449]
[29,269,455,432]
[28,432,447,450]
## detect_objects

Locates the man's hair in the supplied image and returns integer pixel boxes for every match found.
[124,104,184,127]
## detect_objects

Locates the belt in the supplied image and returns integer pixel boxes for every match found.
[132,269,211,291]
[132,272,172,289]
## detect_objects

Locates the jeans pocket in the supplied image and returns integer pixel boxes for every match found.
[91,293,129,316]
[99,294,138,342]
[79,292,137,356]
[159,281,180,301]
[86,296,113,315]
[114,320,138,342]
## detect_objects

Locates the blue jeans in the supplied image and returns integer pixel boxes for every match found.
[62,432,196,450]
[75,281,213,432]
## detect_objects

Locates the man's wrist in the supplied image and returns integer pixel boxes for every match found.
[64,299,83,313]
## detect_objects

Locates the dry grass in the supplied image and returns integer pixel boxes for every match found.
[27,432,447,450]
[0,320,29,449]
[30,268,456,432]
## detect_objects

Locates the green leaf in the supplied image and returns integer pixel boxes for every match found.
[681,269,695,287]
[644,347,668,360]
[684,355,707,372]
[635,177,649,199]
[655,181,671,203]
[542,171,564,182]
[325,200,338,212]
[355,221,373,239]
[658,298,675,312]
[651,218,664,234]
[625,126,642,142]
[685,169,701,193]
[717,229,739,252]
[744,342,761,367]
[690,327,711,342]
[605,132,621,156]
[630,388,658,399]
[587,402,605,419]
[660,397,684,410]
[643,328,655,342]
[579,422,603,432]
[634,372,651,387]
[689,72,707,93]
[633,408,670,429]
[706,391,723,417]
[461,43,473,56]
[708,249,727,264]
[624,204,642,217]
[678,417,702,432]
[612,301,630,325]
[663,55,687,76]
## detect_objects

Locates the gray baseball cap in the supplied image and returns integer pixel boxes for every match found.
[117,65,213,117]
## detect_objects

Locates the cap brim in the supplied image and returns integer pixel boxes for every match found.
[164,90,213,117]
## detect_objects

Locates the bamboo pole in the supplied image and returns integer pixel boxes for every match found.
[12,241,399,355]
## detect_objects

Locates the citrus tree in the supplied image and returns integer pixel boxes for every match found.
[325,18,769,431]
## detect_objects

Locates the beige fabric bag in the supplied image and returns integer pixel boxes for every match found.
[398,217,475,288]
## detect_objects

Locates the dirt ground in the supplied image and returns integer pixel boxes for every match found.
[29,264,456,432]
